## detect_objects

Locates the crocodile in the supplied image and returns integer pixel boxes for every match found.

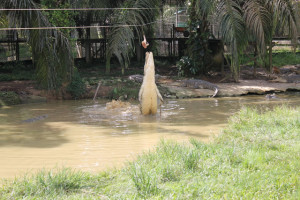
[180,79,219,97]
[265,93,277,99]
[129,74,162,83]
[21,114,48,123]
[139,52,164,115]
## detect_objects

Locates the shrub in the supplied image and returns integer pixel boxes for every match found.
[177,56,199,77]
[0,91,21,106]
[108,80,140,100]
[0,74,13,81]
[66,71,86,99]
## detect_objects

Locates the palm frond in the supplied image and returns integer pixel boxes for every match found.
[106,0,160,74]
[217,0,246,81]
[195,0,217,17]
[217,0,246,45]
[1,0,73,89]
[0,13,8,27]
[243,0,271,55]
[271,0,298,47]
[71,0,118,22]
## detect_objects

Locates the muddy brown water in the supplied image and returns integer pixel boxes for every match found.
[0,93,300,179]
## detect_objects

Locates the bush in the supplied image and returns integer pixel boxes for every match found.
[0,61,33,73]
[109,80,140,100]
[12,70,35,80]
[66,71,86,99]
[0,71,35,82]
[0,91,21,106]
[177,56,199,77]
[0,61,35,81]
[0,74,13,81]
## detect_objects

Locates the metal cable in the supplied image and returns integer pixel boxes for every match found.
[0,18,176,31]
[0,7,185,11]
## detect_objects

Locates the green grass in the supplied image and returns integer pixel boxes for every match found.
[1,106,300,199]
[0,61,35,81]
[0,70,35,81]
[272,51,300,67]
[240,51,300,67]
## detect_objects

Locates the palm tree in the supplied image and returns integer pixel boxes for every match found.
[69,0,185,75]
[105,0,161,74]
[70,0,123,64]
[243,0,298,71]
[217,0,247,81]
[263,0,298,71]
[185,0,213,75]
[84,0,297,78]
[68,0,157,74]
[106,0,188,75]
[187,0,298,81]
[1,0,73,90]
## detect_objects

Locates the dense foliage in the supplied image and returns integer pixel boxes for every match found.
[182,0,298,81]
[0,0,298,87]
[66,70,86,99]
[1,0,74,90]
[41,0,77,36]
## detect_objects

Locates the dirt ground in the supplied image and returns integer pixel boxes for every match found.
[0,80,42,96]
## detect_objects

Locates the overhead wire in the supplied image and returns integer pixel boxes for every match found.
[0,7,186,11]
[0,6,185,31]
[0,15,178,31]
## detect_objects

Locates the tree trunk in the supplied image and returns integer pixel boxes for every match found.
[121,66,125,75]
[136,40,142,62]
[85,27,91,63]
[221,54,225,76]
[232,42,240,83]
[85,15,92,63]
[268,41,273,72]
[85,41,91,63]
[15,32,19,61]
[253,44,257,77]
[106,55,111,74]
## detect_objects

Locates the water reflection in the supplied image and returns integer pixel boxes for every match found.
[0,93,299,179]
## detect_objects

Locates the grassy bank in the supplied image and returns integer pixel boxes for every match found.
[240,51,300,67]
[1,106,300,199]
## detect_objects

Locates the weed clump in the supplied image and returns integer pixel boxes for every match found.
[0,91,21,106]
[66,70,86,99]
